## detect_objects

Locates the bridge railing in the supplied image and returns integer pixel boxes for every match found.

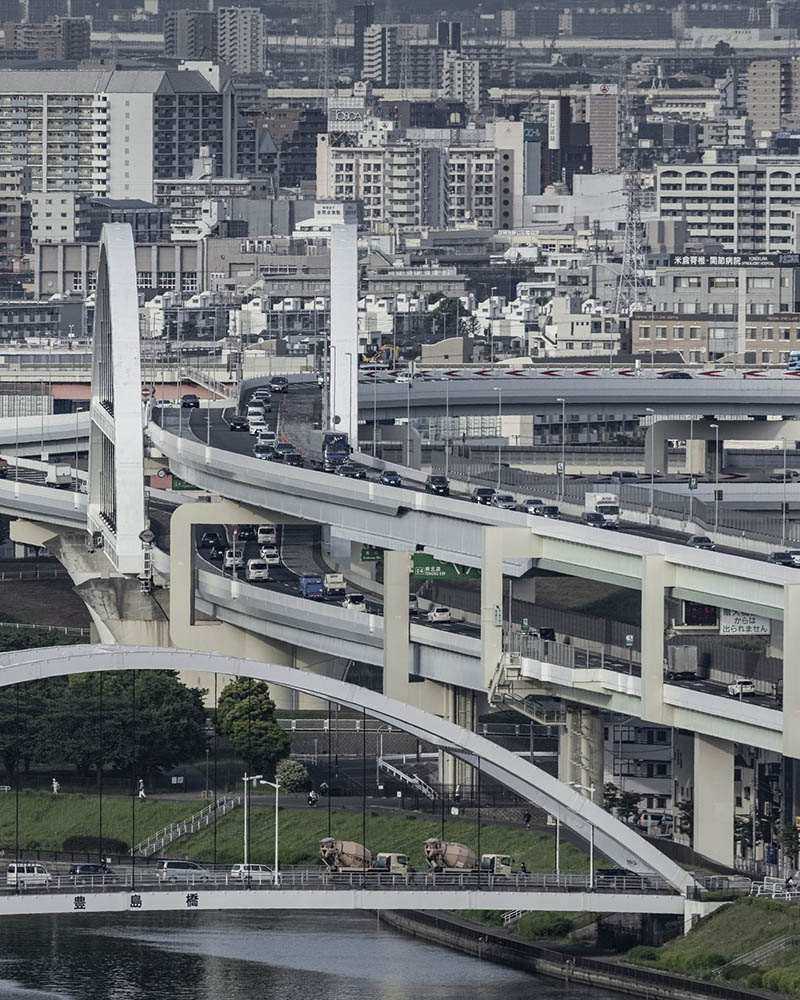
[0,866,683,896]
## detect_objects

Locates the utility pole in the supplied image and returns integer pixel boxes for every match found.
[615,153,645,316]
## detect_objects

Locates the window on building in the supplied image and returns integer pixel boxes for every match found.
[137,272,153,289]
[689,327,700,340]
[656,326,668,339]
[763,327,774,339]
[158,272,176,290]
[709,276,737,288]
[639,326,650,339]
[762,351,772,363]
[748,276,774,290]
[672,326,684,339]
[674,275,701,288]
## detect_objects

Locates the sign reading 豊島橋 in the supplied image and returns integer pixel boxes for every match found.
[412,553,480,580]
[719,609,771,636]
[668,253,800,268]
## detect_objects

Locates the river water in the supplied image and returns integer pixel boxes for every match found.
[0,911,633,1000]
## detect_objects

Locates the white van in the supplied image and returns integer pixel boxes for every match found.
[7,862,52,887]
[246,559,269,582]
[155,860,212,882]
[728,679,756,698]
[636,811,674,835]
[257,525,277,545]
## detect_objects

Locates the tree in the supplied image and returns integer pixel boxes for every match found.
[217,679,290,776]
[618,791,643,824]
[676,799,694,840]
[713,40,735,58]
[779,824,799,867]
[603,782,622,812]
[276,758,309,792]
[0,678,66,777]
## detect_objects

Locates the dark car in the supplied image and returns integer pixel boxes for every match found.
[379,470,402,487]
[611,470,639,482]
[520,497,546,514]
[199,530,223,549]
[539,505,560,519]
[181,393,200,408]
[269,376,289,393]
[235,526,256,542]
[284,452,304,467]
[471,487,496,504]
[69,863,117,883]
[425,475,450,496]
[768,551,799,566]
[229,416,249,431]
[337,462,366,479]
[273,442,296,456]
[687,535,715,550]
[659,371,692,379]
[208,544,225,561]
[581,511,606,527]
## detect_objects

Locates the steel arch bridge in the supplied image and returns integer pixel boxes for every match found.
[0,643,695,898]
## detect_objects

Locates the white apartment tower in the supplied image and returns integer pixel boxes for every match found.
[217,7,266,75]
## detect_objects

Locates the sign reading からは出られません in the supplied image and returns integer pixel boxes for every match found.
[719,609,771,636]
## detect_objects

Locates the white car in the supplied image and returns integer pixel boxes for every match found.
[230,863,274,883]
[245,558,269,582]
[248,418,267,435]
[223,549,245,571]
[342,594,366,612]
[259,544,280,565]
[256,428,276,446]
[257,525,277,545]
[728,679,756,698]
[427,606,451,624]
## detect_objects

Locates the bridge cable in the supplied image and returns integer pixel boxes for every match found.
[131,670,137,892]
[327,699,332,839]
[99,671,104,864]
[14,681,19,877]
[362,706,366,873]
[477,758,481,864]
[213,671,218,868]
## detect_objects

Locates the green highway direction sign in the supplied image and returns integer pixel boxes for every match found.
[361,544,383,562]
[171,475,201,491]
[412,553,480,580]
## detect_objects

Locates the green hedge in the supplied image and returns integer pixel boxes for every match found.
[517,912,575,939]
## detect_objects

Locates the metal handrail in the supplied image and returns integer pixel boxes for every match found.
[130,794,242,857]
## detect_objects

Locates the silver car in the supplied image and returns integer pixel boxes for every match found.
[155,860,212,882]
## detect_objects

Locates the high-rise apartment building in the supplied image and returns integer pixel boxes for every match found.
[441,51,484,113]
[362,24,399,88]
[587,83,620,171]
[0,65,237,201]
[657,157,800,252]
[3,18,90,60]
[353,2,375,80]
[164,10,217,61]
[217,7,265,75]
[746,59,797,132]
[0,164,29,271]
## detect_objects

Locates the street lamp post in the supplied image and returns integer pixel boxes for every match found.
[258,778,281,886]
[782,437,788,547]
[205,748,210,796]
[242,772,264,869]
[646,408,655,518]
[688,416,695,523]
[710,423,720,533]
[444,378,450,478]
[494,387,503,490]
[556,398,566,500]
[406,381,411,466]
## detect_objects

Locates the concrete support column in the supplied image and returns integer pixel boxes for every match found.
[644,424,670,475]
[481,527,504,689]
[558,706,603,799]
[640,554,667,724]
[693,733,734,867]
[383,549,412,702]
[684,438,707,476]
[782,584,800,759]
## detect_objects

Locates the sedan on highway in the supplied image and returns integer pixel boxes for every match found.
[379,470,402,487]
[471,487,496,505]
[686,535,715,551]
[69,863,118,884]
[223,549,245,571]
[520,498,546,514]
[253,443,274,460]
[260,544,280,565]
[229,416,249,432]
[491,492,516,510]
[539,505,560,520]
[427,606,452,624]
[659,371,692,379]
[269,376,289,393]
[199,531,223,549]
[181,393,200,408]
[768,550,800,566]
[425,475,450,496]
[337,462,367,479]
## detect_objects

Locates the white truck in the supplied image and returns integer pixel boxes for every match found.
[584,492,620,528]
[323,573,346,598]
[46,465,72,488]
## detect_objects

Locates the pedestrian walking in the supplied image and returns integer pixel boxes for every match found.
[138,779,146,800]
[51,778,60,795]
[522,809,531,830]
[308,789,318,807]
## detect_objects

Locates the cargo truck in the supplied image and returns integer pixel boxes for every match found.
[309,431,350,472]
[46,465,72,488]
[298,573,324,599]
[584,492,620,528]
[323,573,346,598]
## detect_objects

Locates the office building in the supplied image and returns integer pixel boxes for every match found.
[217,7,265,75]
[164,10,217,61]
[437,21,461,52]
[588,83,620,172]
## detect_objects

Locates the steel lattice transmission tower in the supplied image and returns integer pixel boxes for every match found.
[615,155,646,315]
[316,0,334,93]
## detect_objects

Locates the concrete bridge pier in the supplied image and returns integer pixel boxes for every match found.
[558,706,604,801]
[693,733,734,868]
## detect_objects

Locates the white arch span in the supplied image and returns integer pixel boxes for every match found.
[0,644,694,895]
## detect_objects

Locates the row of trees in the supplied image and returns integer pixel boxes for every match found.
[0,673,290,782]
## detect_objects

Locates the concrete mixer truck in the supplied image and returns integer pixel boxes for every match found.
[423,839,477,873]
[319,838,372,872]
